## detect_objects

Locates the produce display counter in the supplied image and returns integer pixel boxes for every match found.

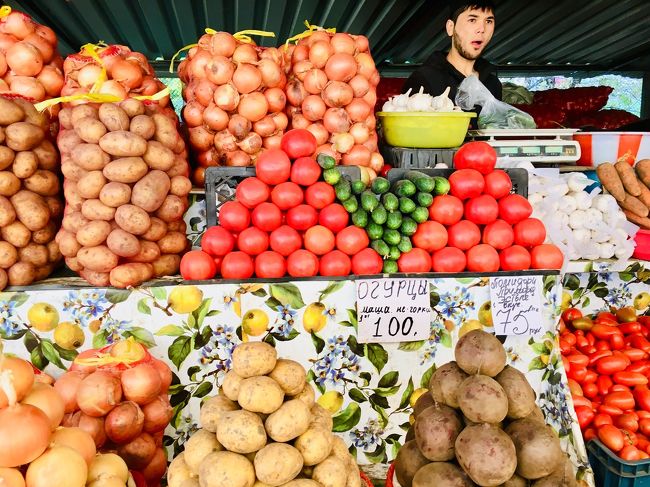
[1,271,594,485]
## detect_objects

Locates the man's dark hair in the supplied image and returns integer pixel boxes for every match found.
[448,0,495,22]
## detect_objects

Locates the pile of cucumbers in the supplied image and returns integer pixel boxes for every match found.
[318,155,450,272]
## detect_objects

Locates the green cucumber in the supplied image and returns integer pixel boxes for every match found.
[406,170,435,192]
[342,196,358,213]
[371,205,388,225]
[323,167,342,185]
[367,222,384,240]
[398,235,412,253]
[416,192,434,208]
[399,197,416,214]
[371,177,390,195]
[317,153,336,169]
[433,176,451,195]
[411,206,429,223]
[383,259,398,273]
[361,190,379,212]
[384,228,401,247]
[381,193,399,212]
[385,211,403,230]
[351,209,368,228]
[393,179,417,197]
[371,239,390,257]
[351,180,367,195]
[400,217,417,236]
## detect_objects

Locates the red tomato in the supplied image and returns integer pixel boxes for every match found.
[498,194,533,224]
[286,249,319,277]
[598,425,625,452]
[237,227,269,255]
[236,177,270,209]
[562,308,583,322]
[604,391,635,410]
[449,168,485,200]
[615,413,640,433]
[513,218,547,248]
[251,202,282,232]
[397,248,432,273]
[271,182,304,210]
[319,203,349,233]
[255,149,291,185]
[620,445,643,461]
[431,247,467,272]
[576,406,595,429]
[319,250,351,276]
[640,419,650,436]
[351,248,383,275]
[286,204,319,231]
[219,201,250,232]
[614,372,650,386]
[220,251,254,279]
[429,195,464,225]
[464,194,499,225]
[499,245,531,271]
[466,244,500,272]
[336,226,370,255]
[482,219,514,250]
[214,256,222,275]
[379,164,392,178]
[484,170,512,199]
[447,220,481,250]
[290,157,321,186]
[598,356,631,375]
[412,221,448,252]
[304,225,336,255]
[281,129,317,159]
[180,250,217,280]
[635,386,650,412]
[594,414,614,428]
[305,182,335,209]
[453,141,497,175]
[254,251,286,278]
[270,225,302,257]
[201,226,235,257]
[530,244,564,269]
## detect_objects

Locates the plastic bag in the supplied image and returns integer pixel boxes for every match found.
[455,76,536,129]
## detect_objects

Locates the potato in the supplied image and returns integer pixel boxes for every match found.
[45,196,63,219]
[232,342,278,378]
[33,140,58,171]
[99,131,148,157]
[412,462,475,487]
[77,170,107,199]
[155,194,186,222]
[525,405,545,424]
[217,409,267,454]
[268,359,307,396]
[238,376,284,414]
[107,229,141,257]
[200,395,239,433]
[222,370,244,401]
[310,404,333,432]
[413,393,435,417]
[495,366,536,420]
[62,211,90,233]
[131,170,170,212]
[6,122,45,151]
[414,404,462,461]
[11,151,37,178]
[456,424,517,486]
[55,230,80,258]
[141,217,167,241]
[505,418,563,480]
[72,144,110,171]
[530,458,576,487]
[167,157,190,178]
[199,451,255,487]
[0,97,25,124]
[0,195,15,226]
[58,107,73,129]
[74,117,107,144]
[46,240,61,264]
[152,254,180,277]
[292,383,316,408]
[130,114,156,139]
[18,243,48,267]
[0,268,6,290]
[170,175,192,196]
[127,240,161,263]
[429,361,468,409]
[61,160,86,182]
[99,104,130,132]
[143,140,175,171]
[501,474,527,487]
[65,256,83,272]
[0,171,20,196]
[455,329,506,377]
[0,146,14,170]
[265,399,311,442]
[183,429,222,475]
[82,199,117,222]
[157,231,187,254]
[71,105,98,124]
[1,221,30,247]
[57,129,83,155]
[167,453,194,487]
[109,263,153,288]
[11,190,49,231]
[458,375,508,424]
[80,269,111,287]
[167,219,187,233]
[115,204,151,236]
[405,426,415,442]
[75,220,113,248]
[7,261,35,286]
[0,241,18,268]
[103,157,149,183]
[119,99,145,118]
[180,480,200,487]
[77,245,119,273]
[254,443,303,487]
[100,182,132,208]
[294,426,333,466]
[12,99,47,131]
[284,481,321,487]
[312,456,346,487]
[347,462,361,487]
[152,113,178,149]
[392,440,430,487]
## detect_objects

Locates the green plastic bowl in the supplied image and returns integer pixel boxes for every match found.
[377,111,477,149]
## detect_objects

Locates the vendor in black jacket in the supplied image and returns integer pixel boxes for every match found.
[402,0,502,103]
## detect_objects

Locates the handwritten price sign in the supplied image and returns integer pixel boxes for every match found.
[356,278,431,343]
[489,276,544,337]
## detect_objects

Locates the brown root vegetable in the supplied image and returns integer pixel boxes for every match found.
[412,462,475,487]
[414,404,462,461]
[105,401,144,444]
[428,361,468,409]
[117,432,156,470]
[455,329,507,377]
[216,409,266,454]
[596,162,626,202]
[393,440,430,487]
[495,365,537,419]
[615,160,642,196]
[458,375,508,424]
[455,424,517,486]
[505,418,563,480]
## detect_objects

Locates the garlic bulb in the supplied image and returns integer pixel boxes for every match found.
[431,86,455,111]
[406,86,434,111]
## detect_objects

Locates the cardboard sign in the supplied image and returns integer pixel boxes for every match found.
[489,276,544,337]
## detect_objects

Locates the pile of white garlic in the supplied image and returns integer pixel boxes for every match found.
[381,86,461,112]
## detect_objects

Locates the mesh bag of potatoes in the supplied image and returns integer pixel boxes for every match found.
[167,342,363,487]
[54,98,193,288]
[393,330,577,487]
[0,95,63,291]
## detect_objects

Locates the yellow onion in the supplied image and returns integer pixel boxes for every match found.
[308,40,333,69]
[264,87,286,113]
[0,356,34,407]
[142,447,167,485]
[25,446,87,487]
[205,56,235,85]
[142,395,173,433]
[210,32,237,57]
[0,467,24,487]
[21,382,65,429]
[232,63,262,94]
[77,63,104,88]
[331,33,356,55]
[302,94,326,122]
[324,53,357,82]
[78,413,106,448]
[105,401,144,444]
[0,403,50,467]
[202,103,229,131]
[50,427,96,465]
[238,92,268,122]
[232,43,258,64]
[76,371,122,417]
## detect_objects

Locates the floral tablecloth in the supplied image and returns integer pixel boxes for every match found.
[1,272,593,485]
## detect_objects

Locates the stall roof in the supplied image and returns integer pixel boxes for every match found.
[6,0,650,74]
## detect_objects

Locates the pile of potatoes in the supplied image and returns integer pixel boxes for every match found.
[167,342,362,487]
[55,99,193,288]
[394,330,576,487]
[0,96,63,291]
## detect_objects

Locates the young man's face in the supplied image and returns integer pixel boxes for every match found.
[446,8,495,60]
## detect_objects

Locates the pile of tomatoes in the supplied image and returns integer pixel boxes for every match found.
[561,306,650,461]
[180,130,384,280]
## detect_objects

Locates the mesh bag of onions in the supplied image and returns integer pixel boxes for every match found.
[283,26,384,174]
[177,29,289,186]
[0,94,63,291]
[0,7,65,103]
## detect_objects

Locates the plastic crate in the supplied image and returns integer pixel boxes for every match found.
[204,166,362,228]
[386,168,529,197]
[587,439,650,487]
[380,145,458,169]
